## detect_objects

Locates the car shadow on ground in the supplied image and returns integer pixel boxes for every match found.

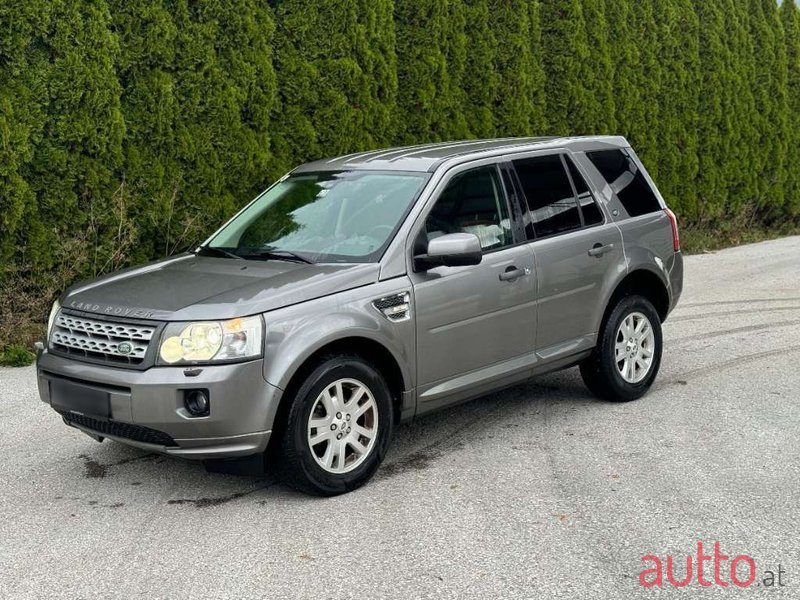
[68,368,596,506]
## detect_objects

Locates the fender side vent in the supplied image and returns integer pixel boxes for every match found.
[373,292,411,322]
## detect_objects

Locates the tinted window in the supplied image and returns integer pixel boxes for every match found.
[566,156,603,226]
[424,166,512,252]
[513,155,581,238]
[586,149,661,217]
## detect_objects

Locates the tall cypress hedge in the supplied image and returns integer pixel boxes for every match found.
[357,0,399,149]
[462,0,498,138]
[540,0,591,135]
[747,0,789,217]
[725,0,760,216]
[2,0,800,339]
[26,0,125,275]
[111,0,182,264]
[0,2,50,266]
[628,1,661,179]
[782,0,800,217]
[655,0,700,218]
[489,0,546,136]
[604,0,645,157]
[693,0,732,220]
[579,0,616,134]
[395,0,461,143]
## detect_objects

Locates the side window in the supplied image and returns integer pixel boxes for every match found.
[513,154,581,239]
[586,149,661,217]
[565,156,603,227]
[424,166,512,252]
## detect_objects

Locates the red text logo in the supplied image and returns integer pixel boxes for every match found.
[640,541,786,589]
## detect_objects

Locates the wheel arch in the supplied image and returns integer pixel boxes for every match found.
[602,268,670,327]
[268,336,410,443]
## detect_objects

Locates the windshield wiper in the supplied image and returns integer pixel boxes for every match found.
[242,249,314,264]
[196,245,242,260]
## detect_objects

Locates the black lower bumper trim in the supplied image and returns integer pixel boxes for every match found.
[58,411,178,447]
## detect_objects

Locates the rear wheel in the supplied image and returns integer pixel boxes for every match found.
[580,295,663,402]
[276,356,393,496]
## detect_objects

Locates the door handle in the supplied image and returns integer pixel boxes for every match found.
[499,266,530,282]
[588,243,615,257]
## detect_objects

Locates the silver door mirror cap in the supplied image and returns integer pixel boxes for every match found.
[415,233,483,270]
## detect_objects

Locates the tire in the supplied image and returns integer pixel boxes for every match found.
[580,295,663,402]
[275,355,394,496]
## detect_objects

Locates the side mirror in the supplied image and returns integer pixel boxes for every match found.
[414,233,482,271]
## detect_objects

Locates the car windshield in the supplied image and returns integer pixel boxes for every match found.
[204,170,430,263]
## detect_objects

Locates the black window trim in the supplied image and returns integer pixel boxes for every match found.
[563,153,607,230]
[498,162,528,246]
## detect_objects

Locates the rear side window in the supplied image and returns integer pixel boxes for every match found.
[565,156,603,227]
[513,154,582,238]
[585,149,661,217]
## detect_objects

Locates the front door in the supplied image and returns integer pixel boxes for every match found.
[410,163,537,410]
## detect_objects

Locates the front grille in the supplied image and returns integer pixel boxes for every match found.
[59,411,178,447]
[51,313,156,366]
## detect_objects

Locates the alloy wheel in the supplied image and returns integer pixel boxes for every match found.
[306,378,379,474]
[615,311,656,384]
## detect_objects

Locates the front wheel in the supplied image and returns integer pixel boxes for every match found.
[580,295,663,402]
[275,356,394,496]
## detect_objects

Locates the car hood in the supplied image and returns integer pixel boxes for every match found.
[62,254,380,321]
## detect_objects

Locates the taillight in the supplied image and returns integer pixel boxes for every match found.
[664,208,680,252]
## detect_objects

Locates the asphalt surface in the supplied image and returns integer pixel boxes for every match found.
[2,237,799,599]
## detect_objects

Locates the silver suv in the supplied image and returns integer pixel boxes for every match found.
[37,137,683,495]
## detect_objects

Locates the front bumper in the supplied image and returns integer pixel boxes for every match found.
[36,349,283,460]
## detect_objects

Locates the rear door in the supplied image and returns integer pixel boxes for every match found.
[410,162,537,410]
[510,151,623,356]
[583,146,676,258]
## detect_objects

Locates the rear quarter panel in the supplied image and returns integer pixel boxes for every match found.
[617,212,677,287]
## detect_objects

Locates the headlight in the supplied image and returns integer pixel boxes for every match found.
[158,316,263,365]
[47,300,61,340]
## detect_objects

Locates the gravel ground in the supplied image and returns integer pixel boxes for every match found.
[1,236,799,599]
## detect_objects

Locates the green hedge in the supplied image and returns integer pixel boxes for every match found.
[1,0,800,333]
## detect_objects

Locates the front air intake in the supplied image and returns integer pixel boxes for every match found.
[58,411,178,447]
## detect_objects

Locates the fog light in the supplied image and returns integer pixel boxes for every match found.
[184,389,210,417]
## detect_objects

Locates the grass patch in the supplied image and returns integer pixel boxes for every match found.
[0,344,35,367]
[0,320,45,369]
